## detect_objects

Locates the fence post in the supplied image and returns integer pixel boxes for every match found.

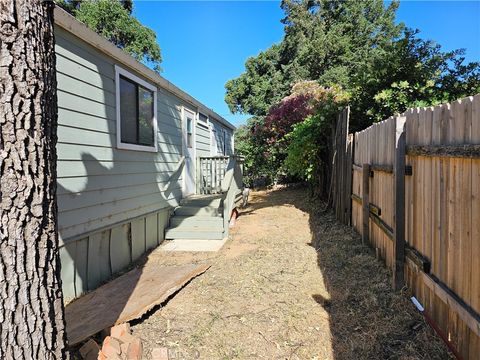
[393,116,406,291]
[362,163,370,244]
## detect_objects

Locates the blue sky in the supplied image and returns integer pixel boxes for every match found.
[133,1,480,127]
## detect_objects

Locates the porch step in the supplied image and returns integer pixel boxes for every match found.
[170,215,223,228]
[165,194,226,242]
[180,196,223,207]
[165,228,224,240]
[174,205,222,217]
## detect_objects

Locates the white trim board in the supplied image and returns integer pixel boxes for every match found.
[115,65,158,152]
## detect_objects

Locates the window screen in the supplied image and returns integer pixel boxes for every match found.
[119,75,154,147]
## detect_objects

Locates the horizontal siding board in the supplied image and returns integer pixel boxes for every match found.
[59,190,181,240]
[58,125,115,148]
[59,189,181,229]
[158,88,190,109]
[57,143,182,162]
[56,54,115,91]
[58,173,182,198]
[57,159,180,178]
[158,106,182,126]
[58,89,116,120]
[58,126,182,150]
[55,28,115,79]
[58,108,115,134]
[58,180,183,212]
[158,124,182,141]
[57,71,116,108]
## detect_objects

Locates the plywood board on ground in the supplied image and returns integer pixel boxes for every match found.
[65,262,211,345]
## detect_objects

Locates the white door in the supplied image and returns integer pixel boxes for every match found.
[183,108,196,195]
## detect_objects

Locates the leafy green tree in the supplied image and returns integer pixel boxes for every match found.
[57,0,162,72]
[234,117,280,186]
[283,84,349,195]
[225,45,286,116]
[225,0,480,130]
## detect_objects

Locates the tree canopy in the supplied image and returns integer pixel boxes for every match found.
[226,0,480,130]
[57,0,162,72]
[230,0,480,193]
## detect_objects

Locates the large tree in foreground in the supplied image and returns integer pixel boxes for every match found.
[0,0,66,358]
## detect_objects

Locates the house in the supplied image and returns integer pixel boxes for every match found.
[54,7,238,301]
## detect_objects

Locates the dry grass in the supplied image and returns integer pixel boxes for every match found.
[132,187,452,359]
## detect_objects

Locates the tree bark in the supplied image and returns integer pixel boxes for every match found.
[0,1,66,358]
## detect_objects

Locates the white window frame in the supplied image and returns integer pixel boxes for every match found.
[197,112,209,129]
[115,65,158,152]
[181,106,197,194]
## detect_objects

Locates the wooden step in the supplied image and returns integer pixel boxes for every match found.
[165,228,224,240]
[170,216,224,228]
[174,205,222,217]
[180,197,223,207]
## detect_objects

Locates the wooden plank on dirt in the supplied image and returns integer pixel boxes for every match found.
[65,263,211,345]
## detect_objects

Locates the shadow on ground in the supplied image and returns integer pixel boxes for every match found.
[242,187,452,360]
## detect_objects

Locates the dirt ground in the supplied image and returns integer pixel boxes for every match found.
[132,187,452,360]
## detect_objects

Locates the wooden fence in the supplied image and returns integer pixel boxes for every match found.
[332,107,353,225]
[340,94,480,359]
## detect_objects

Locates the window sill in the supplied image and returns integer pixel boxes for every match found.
[117,142,158,153]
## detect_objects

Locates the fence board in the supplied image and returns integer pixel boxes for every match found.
[349,94,480,359]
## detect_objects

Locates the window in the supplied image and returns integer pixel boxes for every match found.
[198,112,208,128]
[115,66,157,152]
[187,116,193,148]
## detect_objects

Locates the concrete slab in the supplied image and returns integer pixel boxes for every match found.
[160,238,228,252]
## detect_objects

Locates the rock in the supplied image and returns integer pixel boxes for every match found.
[120,342,129,356]
[126,337,143,360]
[102,336,121,358]
[110,323,131,339]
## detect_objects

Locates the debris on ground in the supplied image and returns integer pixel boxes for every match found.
[66,263,211,345]
[78,323,143,360]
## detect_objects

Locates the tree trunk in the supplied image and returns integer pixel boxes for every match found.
[0,1,66,358]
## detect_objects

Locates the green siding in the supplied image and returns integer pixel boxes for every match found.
[55,26,185,241]
[211,120,234,156]
[54,24,233,300]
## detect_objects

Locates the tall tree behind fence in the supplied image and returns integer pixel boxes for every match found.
[347,95,480,359]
